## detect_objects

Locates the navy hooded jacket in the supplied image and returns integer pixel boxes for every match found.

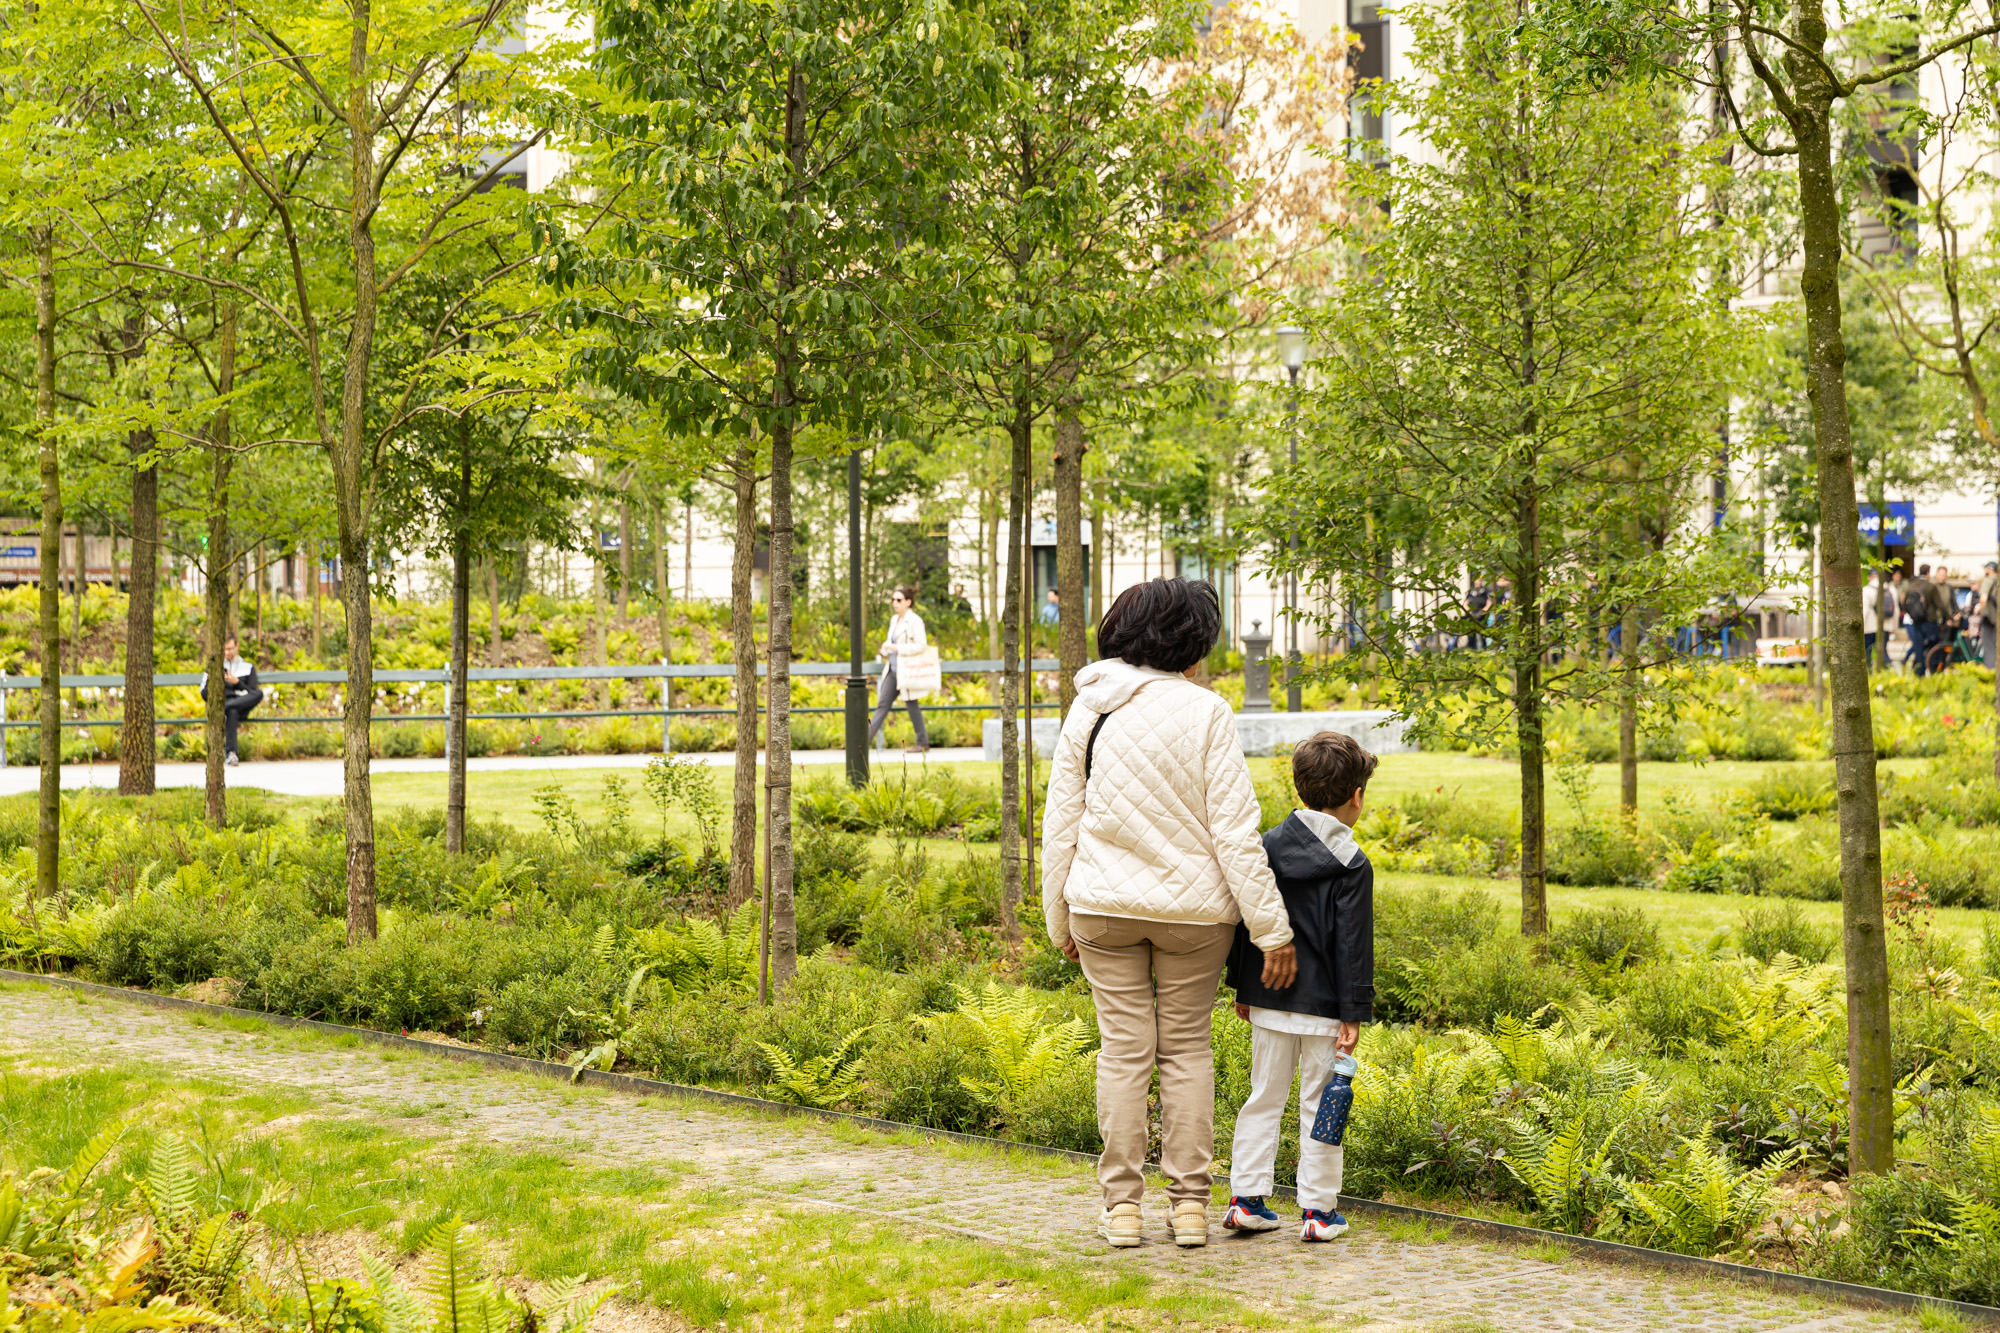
[1225,811,1374,1023]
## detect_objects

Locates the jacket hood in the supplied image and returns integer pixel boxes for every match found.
[1074,658,1183,714]
[1266,814,1343,881]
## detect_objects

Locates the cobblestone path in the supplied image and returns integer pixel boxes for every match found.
[3,983,1921,1333]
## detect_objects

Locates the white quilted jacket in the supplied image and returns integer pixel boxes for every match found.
[1041,659,1292,952]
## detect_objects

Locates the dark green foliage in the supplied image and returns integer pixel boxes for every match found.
[1545,819,1653,887]
[86,895,239,988]
[1738,901,1836,964]
[1741,765,1836,820]
[1547,906,1660,969]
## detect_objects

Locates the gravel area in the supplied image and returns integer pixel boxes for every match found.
[0,983,1921,1332]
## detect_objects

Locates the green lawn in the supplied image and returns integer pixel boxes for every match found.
[359,750,1994,954]
[373,749,1927,835]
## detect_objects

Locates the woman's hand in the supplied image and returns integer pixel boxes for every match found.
[1260,943,1298,989]
[1058,937,1080,962]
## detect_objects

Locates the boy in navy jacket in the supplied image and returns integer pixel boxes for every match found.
[1223,730,1376,1241]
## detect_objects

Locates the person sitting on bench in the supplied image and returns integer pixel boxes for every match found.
[199,635,263,767]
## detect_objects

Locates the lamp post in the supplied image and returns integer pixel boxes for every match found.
[844,448,869,788]
[1276,325,1307,713]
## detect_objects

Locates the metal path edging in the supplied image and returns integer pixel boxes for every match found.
[5,967,1995,1326]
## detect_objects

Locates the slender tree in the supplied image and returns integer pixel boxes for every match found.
[1276,0,1742,937]
[556,0,998,984]
[1546,0,2000,1183]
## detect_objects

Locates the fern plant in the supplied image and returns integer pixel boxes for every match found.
[137,1133,265,1309]
[629,899,758,996]
[565,965,657,1080]
[1618,1134,1798,1256]
[757,1026,876,1109]
[1503,1080,1659,1235]
[939,986,1093,1101]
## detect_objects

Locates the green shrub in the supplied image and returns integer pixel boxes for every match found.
[1879,752,2000,828]
[339,918,486,1031]
[239,924,351,1019]
[997,1056,1101,1152]
[1883,826,2000,909]
[378,725,424,759]
[88,895,239,988]
[1737,900,1835,964]
[861,1024,995,1133]
[485,967,616,1057]
[1546,819,1653,887]
[1619,955,1737,1053]
[1547,906,1660,969]
[1399,932,1579,1028]
[1741,765,1836,820]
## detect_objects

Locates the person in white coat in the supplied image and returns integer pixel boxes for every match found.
[1040,577,1297,1251]
[869,584,930,751]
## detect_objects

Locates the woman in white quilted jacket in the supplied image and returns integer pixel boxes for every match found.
[1041,577,1297,1250]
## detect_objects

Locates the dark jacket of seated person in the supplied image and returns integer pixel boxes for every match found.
[1226,811,1374,1023]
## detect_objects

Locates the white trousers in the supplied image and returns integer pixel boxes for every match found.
[1229,1024,1346,1212]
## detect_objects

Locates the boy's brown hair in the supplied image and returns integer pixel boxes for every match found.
[1292,731,1377,812]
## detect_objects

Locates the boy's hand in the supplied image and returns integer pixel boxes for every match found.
[1260,943,1297,989]
[1057,937,1079,962]
[1336,1021,1360,1055]
[1233,1001,1249,1021]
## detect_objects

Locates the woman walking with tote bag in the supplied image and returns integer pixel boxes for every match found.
[870,584,931,752]
[1040,577,1296,1250]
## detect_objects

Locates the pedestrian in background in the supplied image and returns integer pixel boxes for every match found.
[1905,563,1943,676]
[869,585,930,752]
[1976,560,1999,669]
[1863,571,1898,668]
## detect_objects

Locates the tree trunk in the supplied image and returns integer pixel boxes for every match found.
[1090,486,1104,650]
[447,430,472,854]
[311,543,323,660]
[1619,605,1639,818]
[767,414,798,986]
[120,431,158,796]
[336,7,383,944]
[998,408,1030,943]
[618,498,633,619]
[487,559,502,658]
[684,498,693,603]
[591,471,609,706]
[1514,489,1546,935]
[1053,395,1087,716]
[1787,33,1893,1174]
[68,524,83,710]
[203,306,237,830]
[652,501,671,654]
[728,442,759,911]
[33,227,59,909]
[986,477,1001,661]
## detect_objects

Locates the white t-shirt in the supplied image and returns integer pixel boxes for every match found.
[201,657,255,690]
[1247,808,1360,1038]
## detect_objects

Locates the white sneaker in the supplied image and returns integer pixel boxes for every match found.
[1171,1199,1209,1248]
[225,752,239,767]
[1098,1202,1142,1248]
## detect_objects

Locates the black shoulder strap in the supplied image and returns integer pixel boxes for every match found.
[1083,710,1111,781]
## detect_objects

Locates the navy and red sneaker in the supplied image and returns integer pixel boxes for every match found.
[1300,1208,1349,1241]
[1223,1195,1282,1232]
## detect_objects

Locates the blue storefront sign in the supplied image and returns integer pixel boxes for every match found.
[1858,501,1915,544]
[0,546,34,559]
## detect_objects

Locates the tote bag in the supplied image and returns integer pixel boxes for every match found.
[899,644,942,699]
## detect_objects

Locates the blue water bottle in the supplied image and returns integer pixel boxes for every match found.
[1310,1054,1359,1146]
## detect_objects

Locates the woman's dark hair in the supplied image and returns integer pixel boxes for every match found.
[1097,578,1221,673]
[895,585,918,604]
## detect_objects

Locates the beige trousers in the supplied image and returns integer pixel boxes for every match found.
[1071,911,1237,1208]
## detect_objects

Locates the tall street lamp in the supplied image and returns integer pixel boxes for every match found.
[1276,325,1307,713]
[844,448,869,788]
